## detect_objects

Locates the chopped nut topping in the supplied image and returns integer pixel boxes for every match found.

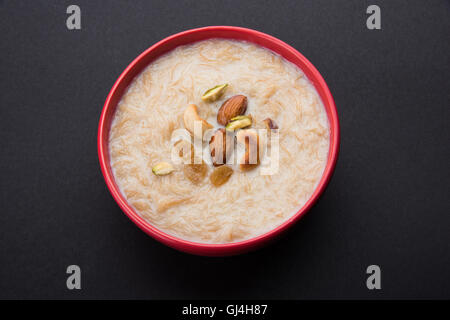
[225,115,252,132]
[263,118,278,130]
[217,95,247,125]
[201,84,228,102]
[152,162,175,176]
[183,104,213,140]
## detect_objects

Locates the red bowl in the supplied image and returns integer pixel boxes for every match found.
[98,26,340,256]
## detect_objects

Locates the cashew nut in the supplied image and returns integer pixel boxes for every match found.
[183,104,213,140]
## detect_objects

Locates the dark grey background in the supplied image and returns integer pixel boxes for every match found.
[0,0,449,299]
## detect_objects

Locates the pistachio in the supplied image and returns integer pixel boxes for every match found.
[217,95,247,125]
[225,115,252,132]
[201,84,228,102]
[210,165,233,187]
[236,129,260,171]
[183,104,213,140]
[152,162,175,176]
[263,118,278,130]
[209,128,233,166]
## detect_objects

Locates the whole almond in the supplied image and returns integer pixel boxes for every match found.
[209,128,233,166]
[217,95,247,125]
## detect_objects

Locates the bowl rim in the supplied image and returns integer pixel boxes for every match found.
[98,26,340,256]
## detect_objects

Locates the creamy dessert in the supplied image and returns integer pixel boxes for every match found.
[109,39,330,243]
